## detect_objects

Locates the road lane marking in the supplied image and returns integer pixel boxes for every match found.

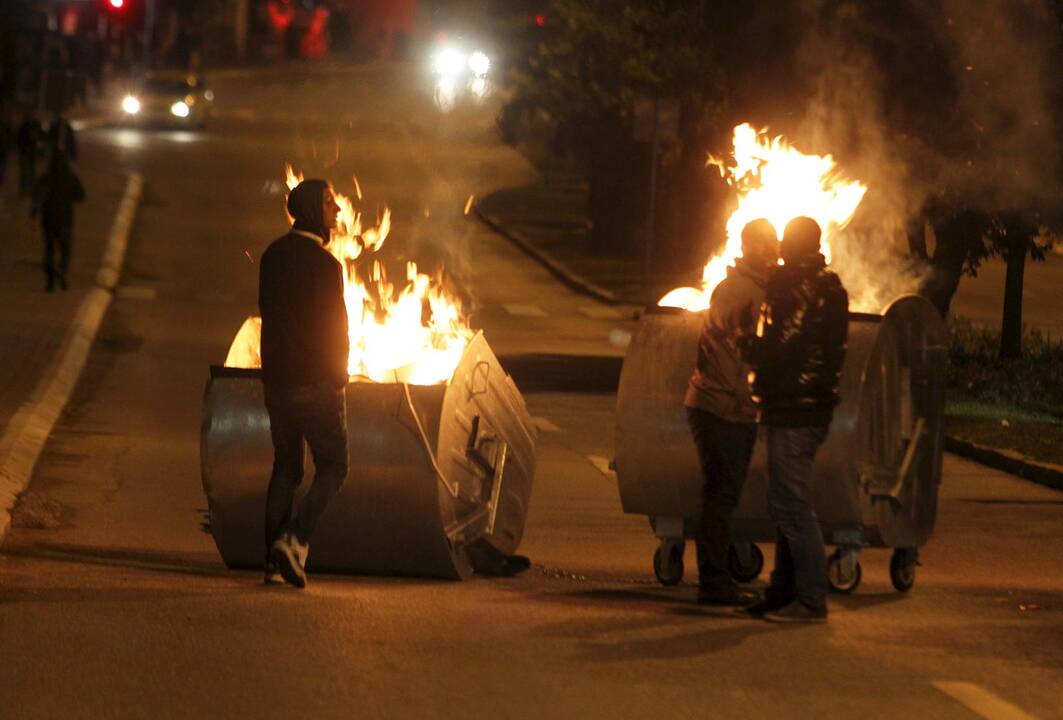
[530,417,560,432]
[503,303,547,317]
[579,306,622,319]
[933,681,1040,720]
[586,455,617,482]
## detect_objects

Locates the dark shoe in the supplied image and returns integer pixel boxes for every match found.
[697,584,759,607]
[763,601,827,624]
[735,595,791,618]
[269,534,308,589]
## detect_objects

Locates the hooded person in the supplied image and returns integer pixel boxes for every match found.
[258,178,349,588]
[31,153,85,292]
[684,218,778,606]
[742,216,848,624]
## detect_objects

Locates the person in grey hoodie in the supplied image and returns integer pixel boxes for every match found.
[684,218,778,605]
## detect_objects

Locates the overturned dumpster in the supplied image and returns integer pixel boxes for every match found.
[615,295,947,593]
[201,331,537,580]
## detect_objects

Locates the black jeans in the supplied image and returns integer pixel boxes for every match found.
[686,407,757,589]
[42,223,72,290]
[264,384,349,552]
[765,425,830,611]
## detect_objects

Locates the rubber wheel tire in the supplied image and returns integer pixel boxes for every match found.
[827,552,862,594]
[728,542,765,583]
[653,542,684,586]
[889,548,917,592]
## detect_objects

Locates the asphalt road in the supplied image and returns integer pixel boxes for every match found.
[1,63,1061,720]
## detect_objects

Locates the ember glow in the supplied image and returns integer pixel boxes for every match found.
[659,123,867,310]
[225,166,473,385]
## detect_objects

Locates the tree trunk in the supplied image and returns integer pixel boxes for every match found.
[999,227,1029,360]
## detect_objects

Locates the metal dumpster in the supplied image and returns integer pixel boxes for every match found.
[201,331,537,580]
[615,295,947,592]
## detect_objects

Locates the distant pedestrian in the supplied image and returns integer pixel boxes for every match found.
[16,112,42,196]
[744,216,848,623]
[45,113,77,163]
[31,154,85,292]
[259,179,349,588]
[684,219,778,606]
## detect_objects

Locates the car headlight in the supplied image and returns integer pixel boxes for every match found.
[170,101,190,118]
[433,46,465,77]
[468,51,490,77]
[122,95,141,115]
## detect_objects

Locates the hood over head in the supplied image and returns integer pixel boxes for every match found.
[287,179,331,240]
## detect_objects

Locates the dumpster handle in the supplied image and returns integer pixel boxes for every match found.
[402,382,460,498]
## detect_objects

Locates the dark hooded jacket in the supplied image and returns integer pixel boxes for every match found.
[749,254,848,427]
[31,156,85,229]
[259,180,349,389]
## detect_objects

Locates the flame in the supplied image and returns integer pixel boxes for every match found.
[228,166,473,385]
[659,123,867,310]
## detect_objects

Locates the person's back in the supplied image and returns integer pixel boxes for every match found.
[34,158,85,229]
[259,232,348,390]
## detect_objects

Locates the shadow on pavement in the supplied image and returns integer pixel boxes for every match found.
[2,542,228,579]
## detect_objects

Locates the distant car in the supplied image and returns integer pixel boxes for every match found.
[120,71,214,128]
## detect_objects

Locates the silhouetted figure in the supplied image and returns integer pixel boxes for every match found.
[685,219,778,607]
[259,179,349,588]
[45,113,77,163]
[744,217,849,624]
[16,113,41,196]
[31,154,85,292]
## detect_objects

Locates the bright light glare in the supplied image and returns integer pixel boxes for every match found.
[433,47,465,77]
[468,51,490,77]
[121,95,140,115]
[109,0,124,8]
[170,101,190,118]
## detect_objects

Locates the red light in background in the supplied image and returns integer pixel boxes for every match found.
[109,0,125,8]
[535,15,546,27]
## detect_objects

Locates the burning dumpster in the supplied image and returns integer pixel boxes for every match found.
[202,331,536,579]
[616,295,946,593]
[618,124,947,593]
[201,166,535,579]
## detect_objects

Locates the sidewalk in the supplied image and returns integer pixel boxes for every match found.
[475,174,1063,492]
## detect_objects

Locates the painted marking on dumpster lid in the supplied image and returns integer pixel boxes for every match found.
[503,304,547,317]
[933,681,1040,720]
[531,417,560,432]
[587,455,617,483]
[115,286,157,300]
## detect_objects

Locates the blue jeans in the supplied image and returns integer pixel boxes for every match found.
[766,425,829,611]
[264,384,349,551]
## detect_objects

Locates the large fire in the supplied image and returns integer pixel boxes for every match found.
[658,123,867,310]
[225,166,473,385]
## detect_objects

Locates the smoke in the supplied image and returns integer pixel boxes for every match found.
[769,0,1062,312]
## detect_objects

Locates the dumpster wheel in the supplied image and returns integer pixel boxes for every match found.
[653,540,684,586]
[728,542,764,583]
[889,548,918,592]
[827,549,862,594]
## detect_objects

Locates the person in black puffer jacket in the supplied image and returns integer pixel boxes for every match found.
[743,216,848,624]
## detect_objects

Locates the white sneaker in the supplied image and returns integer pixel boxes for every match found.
[270,534,308,588]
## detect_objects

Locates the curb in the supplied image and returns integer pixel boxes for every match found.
[474,207,620,306]
[945,435,1063,493]
[0,172,143,540]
